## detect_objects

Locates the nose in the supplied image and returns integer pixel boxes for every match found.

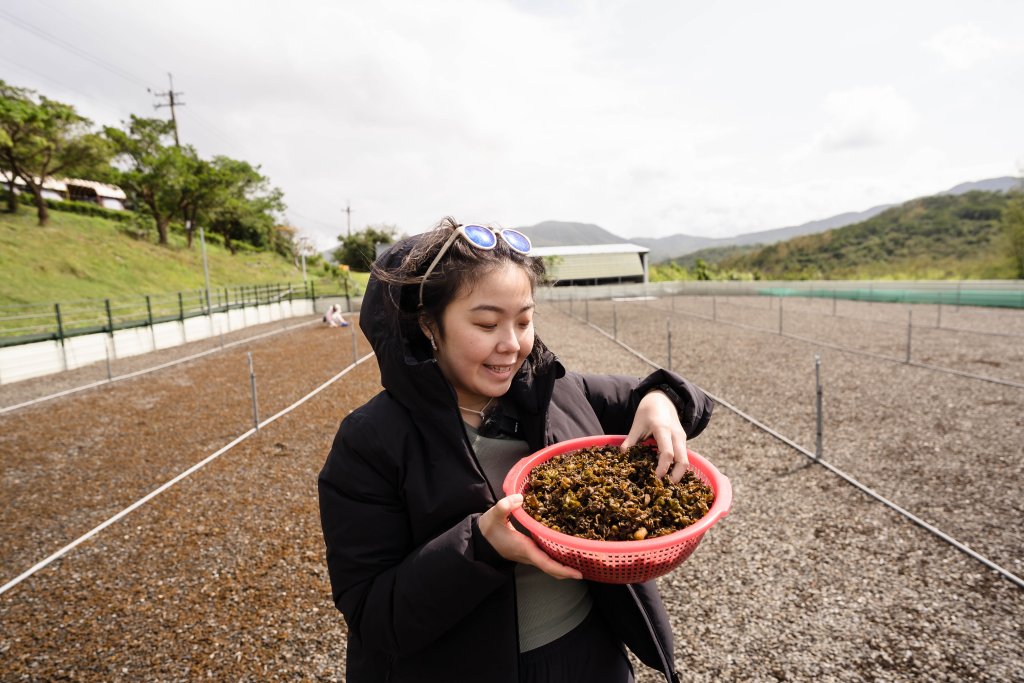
[495,324,521,355]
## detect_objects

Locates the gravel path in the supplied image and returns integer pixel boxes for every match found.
[1,298,1021,682]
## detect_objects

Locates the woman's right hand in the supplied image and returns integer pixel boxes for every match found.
[478,494,584,580]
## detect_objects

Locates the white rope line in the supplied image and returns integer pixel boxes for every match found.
[0,318,324,416]
[565,309,1024,591]
[0,351,376,598]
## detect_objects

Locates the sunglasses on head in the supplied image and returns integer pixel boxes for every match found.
[417,224,532,308]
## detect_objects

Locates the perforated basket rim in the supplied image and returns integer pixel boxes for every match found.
[502,435,732,554]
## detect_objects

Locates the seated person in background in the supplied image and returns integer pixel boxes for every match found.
[323,304,349,327]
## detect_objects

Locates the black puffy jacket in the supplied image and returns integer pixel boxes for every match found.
[318,238,713,682]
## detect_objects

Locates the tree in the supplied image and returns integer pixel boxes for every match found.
[333,224,398,271]
[0,80,112,225]
[202,156,285,254]
[693,258,711,281]
[105,116,191,245]
[1003,191,1024,279]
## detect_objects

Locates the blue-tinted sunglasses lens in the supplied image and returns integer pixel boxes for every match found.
[462,224,498,248]
[501,229,531,254]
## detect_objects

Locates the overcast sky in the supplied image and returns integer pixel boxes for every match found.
[3,0,1023,250]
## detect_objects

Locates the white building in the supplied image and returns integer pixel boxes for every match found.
[531,243,650,285]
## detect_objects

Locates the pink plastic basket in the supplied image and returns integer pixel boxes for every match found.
[502,435,732,584]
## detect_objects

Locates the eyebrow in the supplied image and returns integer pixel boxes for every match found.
[470,303,536,314]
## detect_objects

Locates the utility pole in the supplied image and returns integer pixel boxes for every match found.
[151,73,185,147]
[344,202,352,237]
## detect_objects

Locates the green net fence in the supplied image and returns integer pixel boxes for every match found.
[757,285,1024,309]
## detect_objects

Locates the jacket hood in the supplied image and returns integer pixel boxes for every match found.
[360,235,563,448]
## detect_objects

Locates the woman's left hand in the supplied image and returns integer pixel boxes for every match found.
[621,389,688,482]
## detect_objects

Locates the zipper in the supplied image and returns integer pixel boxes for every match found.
[625,584,675,683]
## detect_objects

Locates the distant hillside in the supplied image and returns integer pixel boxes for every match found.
[516,177,1023,263]
[0,209,321,305]
[941,176,1022,196]
[669,244,762,269]
[711,190,1018,280]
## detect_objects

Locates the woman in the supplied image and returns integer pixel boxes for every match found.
[319,218,713,682]
[324,303,349,327]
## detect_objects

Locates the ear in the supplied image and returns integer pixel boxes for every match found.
[418,313,436,345]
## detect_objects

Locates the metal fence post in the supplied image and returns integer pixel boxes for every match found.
[247,352,260,431]
[666,319,673,372]
[178,291,187,343]
[778,299,784,335]
[145,295,156,351]
[105,337,113,381]
[815,354,823,460]
[55,303,68,372]
[905,309,913,363]
[104,298,114,336]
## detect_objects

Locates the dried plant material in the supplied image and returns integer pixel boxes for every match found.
[522,443,714,541]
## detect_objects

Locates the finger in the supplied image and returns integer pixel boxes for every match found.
[523,543,583,580]
[668,433,689,482]
[496,493,523,514]
[651,425,675,478]
[620,419,649,451]
[481,494,522,534]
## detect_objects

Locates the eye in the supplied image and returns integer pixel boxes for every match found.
[476,323,498,330]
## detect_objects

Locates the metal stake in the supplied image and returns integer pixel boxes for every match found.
[613,303,618,340]
[666,319,673,372]
[712,296,717,321]
[778,299,784,335]
[247,352,260,431]
[105,339,113,381]
[905,309,913,363]
[815,354,823,460]
[936,302,942,328]
[352,324,359,364]
[55,303,68,372]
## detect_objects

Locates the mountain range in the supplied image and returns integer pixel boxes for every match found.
[516,176,1022,263]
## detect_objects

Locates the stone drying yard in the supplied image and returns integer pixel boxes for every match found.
[0,297,1021,682]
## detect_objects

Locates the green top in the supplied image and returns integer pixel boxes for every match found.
[465,423,593,653]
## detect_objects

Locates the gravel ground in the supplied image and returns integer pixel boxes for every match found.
[1,297,1022,682]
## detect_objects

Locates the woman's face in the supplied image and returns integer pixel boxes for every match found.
[428,262,535,410]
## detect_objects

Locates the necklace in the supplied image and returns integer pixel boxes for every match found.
[458,397,494,419]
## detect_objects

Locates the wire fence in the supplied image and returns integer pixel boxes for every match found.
[0,281,321,348]
[537,278,1024,309]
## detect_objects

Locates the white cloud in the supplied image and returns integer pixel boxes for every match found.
[814,86,919,151]
[924,23,1021,70]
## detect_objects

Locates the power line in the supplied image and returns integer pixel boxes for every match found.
[33,0,167,79]
[177,108,251,158]
[0,7,157,90]
[0,54,115,112]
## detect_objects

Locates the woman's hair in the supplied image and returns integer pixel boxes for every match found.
[372,216,546,345]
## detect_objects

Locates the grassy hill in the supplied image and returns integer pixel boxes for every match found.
[0,209,350,306]
[685,191,1020,280]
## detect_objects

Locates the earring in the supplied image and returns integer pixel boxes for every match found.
[429,335,437,351]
